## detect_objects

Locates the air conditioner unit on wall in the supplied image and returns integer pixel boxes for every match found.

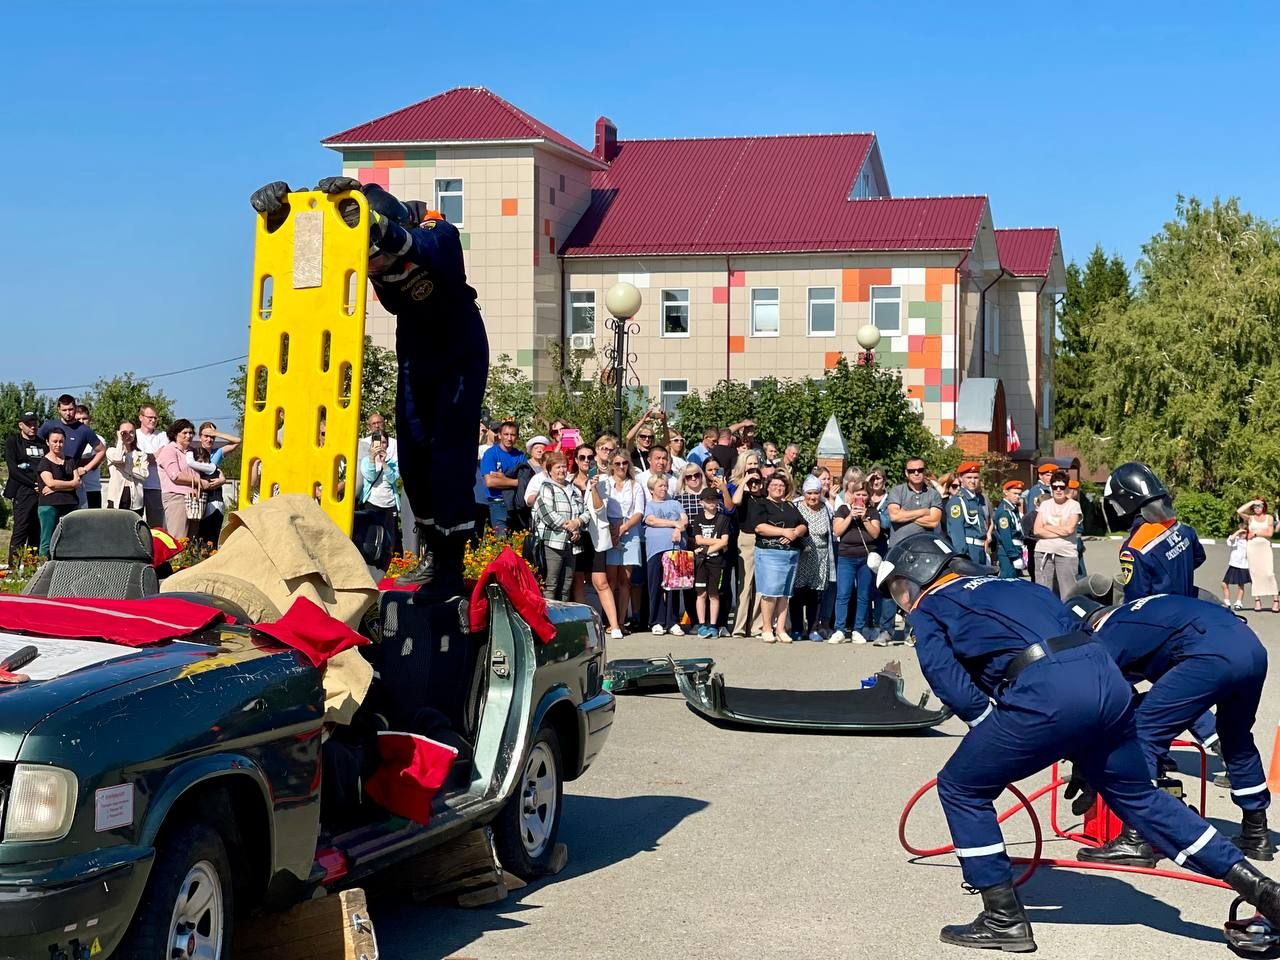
[569,333,594,351]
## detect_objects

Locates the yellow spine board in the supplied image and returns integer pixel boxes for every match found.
[242,191,369,534]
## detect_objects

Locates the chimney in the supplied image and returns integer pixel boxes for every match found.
[594,115,618,162]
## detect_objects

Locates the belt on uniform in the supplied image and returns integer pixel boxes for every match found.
[1004,631,1092,683]
[965,537,985,546]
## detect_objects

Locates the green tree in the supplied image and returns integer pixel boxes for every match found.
[483,354,536,435]
[1057,245,1131,437]
[82,374,175,439]
[676,358,958,479]
[226,335,398,432]
[0,382,53,436]
[536,345,647,443]
[1081,196,1280,497]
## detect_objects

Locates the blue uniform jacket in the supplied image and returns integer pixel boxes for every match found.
[946,488,989,556]
[368,215,482,321]
[1091,593,1257,683]
[993,499,1023,560]
[1119,519,1205,602]
[909,576,1081,725]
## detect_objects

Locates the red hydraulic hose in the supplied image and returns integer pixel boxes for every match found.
[898,776,1231,891]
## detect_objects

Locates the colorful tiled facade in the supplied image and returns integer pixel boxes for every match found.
[324,87,1065,450]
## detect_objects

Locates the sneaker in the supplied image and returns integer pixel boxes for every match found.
[873,630,890,647]
[609,628,623,641]
[808,631,824,643]
[718,626,731,638]
[760,632,777,644]
[776,632,794,644]
[850,630,868,644]
[1223,599,1233,607]
[668,624,684,637]
[1234,601,1244,611]
[651,624,665,636]
[826,630,847,644]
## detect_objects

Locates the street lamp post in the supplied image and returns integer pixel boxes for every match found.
[855,323,882,366]
[604,282,642,437]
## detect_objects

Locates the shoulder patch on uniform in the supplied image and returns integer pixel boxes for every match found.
[998,516,1009,529]
[950,504,962,519]
[1128,521,1176,554]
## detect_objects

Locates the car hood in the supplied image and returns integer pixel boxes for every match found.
[0,628,275,761]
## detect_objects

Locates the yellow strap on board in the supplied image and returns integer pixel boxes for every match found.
[241,190,369,534]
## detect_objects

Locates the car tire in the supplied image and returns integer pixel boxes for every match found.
[493,723,564,878]
[118,819,235,960]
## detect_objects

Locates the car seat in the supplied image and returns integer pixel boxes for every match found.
[24,509,159,599]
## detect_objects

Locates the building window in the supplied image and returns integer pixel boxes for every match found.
[559,174,566,192]
[749,378,768,391]
[435,179,463,226]
[808,286,836,336]
[1042,301,1053,356]
[750,288,780,337]
[661,289,690,338]
[870,285,901,335]
[568,291,595,337]
[984,301,1001,356]
[660,379,688,418]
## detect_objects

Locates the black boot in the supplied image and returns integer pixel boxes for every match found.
[939,882,1036,952]
[1226,860,1280,926]
[1076,826,1157,867]
[1234,811,1278,862]
[396,526,467,599]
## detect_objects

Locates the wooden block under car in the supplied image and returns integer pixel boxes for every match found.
[236,887,378,960]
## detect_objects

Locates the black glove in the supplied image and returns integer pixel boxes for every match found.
[249,181,292,214]
[314,176,363,195]
[1063,770,1097,817]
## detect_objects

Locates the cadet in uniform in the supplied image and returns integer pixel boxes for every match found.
[1067,592,1274,864]
[250,178,488,598]
[945,461,991,565]
[876,533,1280,952]
[992,480,1024,578]
[1020,462,1055,579]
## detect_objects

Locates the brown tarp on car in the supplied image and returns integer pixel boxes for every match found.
[161,494,376,724]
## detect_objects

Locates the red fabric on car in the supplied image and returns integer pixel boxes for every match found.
[364,731,459,825]
[468,546,555,644]
[0,594,225,645]
[250,597,370,668]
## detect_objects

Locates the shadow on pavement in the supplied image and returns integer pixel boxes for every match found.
[370,792,708,959]
[1022,866,1225,943]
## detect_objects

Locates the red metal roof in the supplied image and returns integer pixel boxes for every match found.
[561,135,987,257]
[322,86,601,166]
[994,228,1059,276]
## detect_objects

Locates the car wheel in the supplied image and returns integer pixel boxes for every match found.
[494,724,563,878]
[119,819,235,959]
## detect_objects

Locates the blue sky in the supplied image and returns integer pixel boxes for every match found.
[4,1,1278,421]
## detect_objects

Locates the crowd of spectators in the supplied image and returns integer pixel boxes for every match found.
[4,397,242,562]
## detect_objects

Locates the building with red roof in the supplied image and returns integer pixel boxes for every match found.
[323,87,1064,449]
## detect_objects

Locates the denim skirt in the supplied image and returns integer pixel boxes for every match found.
[754,546,799,598]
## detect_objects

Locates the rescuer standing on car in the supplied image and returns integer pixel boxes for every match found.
[875,532,1280,952]
[250,178,487,599]
[1065,591,1274,866]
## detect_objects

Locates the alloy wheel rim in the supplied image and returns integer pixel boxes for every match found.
[168,860,224,959]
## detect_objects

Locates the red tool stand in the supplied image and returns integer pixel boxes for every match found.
[899,739,1230,890]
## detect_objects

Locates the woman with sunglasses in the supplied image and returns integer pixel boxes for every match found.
[604,453,647,636]
[730,452,766,637]
[568,443,623,635]
[1032,470,1082,598]
[532,451,585,601]
[752,472,807,643]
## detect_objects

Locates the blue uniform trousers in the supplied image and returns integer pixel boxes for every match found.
[395,319,488,534]
[936,643,1244,890]
[997,553,1019,578]
[1136,635,1269,813]
[1188,709,1219,748]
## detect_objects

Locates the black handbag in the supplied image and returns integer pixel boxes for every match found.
[522,527,547,577]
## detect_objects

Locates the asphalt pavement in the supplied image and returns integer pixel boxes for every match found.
[375,538,1280,959]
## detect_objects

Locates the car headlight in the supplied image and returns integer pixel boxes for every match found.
[6,764,77,842]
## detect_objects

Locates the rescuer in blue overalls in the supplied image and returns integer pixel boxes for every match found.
[945,461,991,565]
[250,178,487,598]
[1102,461,1221,764]
[992,480,1025,579]
[1065,591,1275,866]
[876,533,1280,952]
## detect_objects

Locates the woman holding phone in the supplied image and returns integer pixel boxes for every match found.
[830,471,881,643]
